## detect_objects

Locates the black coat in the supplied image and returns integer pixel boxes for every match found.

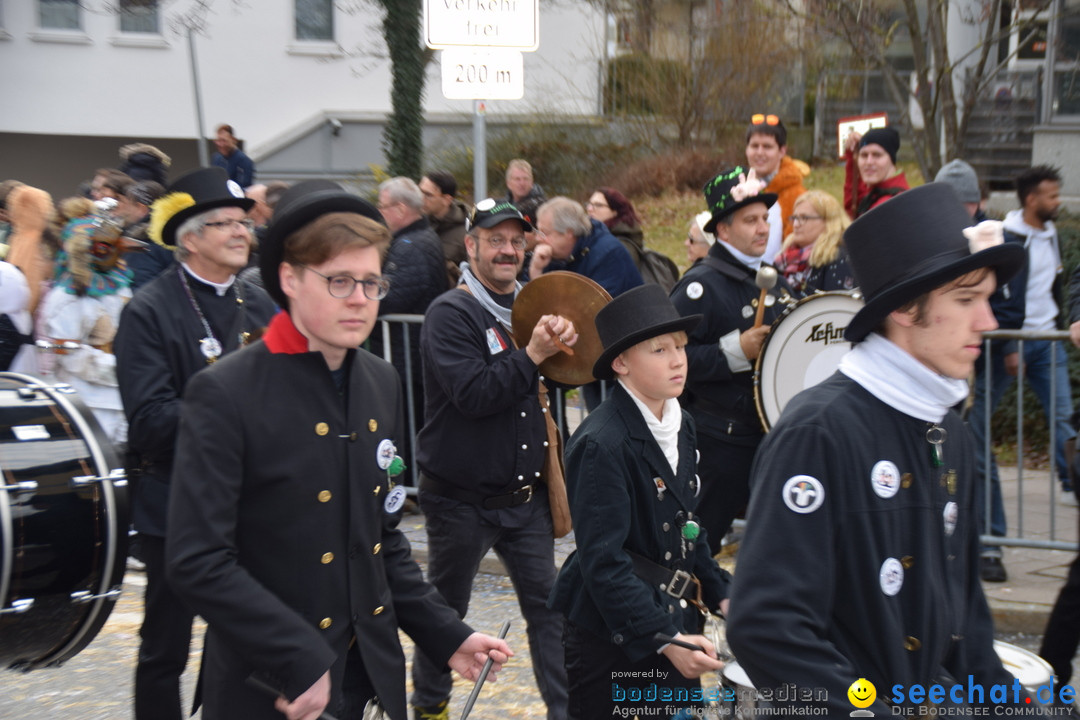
[669,243,796,439]
[728,373,1017,714]
[166,314,470,720]
[549,384,730,663]
[114,263,277,537]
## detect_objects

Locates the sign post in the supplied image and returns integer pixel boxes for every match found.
[424,0,538,202]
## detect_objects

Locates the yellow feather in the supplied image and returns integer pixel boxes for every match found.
[147,192,195,245]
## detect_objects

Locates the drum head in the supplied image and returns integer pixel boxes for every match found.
[994,640,1054,691]
[755,292,863,430]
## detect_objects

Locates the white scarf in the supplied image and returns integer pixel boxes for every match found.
[838,333,969,423]
[620,380,682,474]
[718,239,764,271]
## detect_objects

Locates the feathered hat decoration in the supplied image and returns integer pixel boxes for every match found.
[148,192,195,246]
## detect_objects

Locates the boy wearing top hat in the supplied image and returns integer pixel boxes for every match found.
[727,184,1030,714]
[550,284,731,720]
[165,180,511,720]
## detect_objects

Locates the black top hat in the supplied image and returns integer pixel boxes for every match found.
[148,167,253,247]
[260,179,385,308]
[592,284,702,380]
[843,182,1025,342]
[468,198,532,232]
[702,166,778,234]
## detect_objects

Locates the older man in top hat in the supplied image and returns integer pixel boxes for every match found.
[669,166,796,553]
[727,184,1031,714]
[115,167,278,720]
[165,180,511,720]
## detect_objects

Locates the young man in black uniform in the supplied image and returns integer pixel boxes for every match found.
[165,180,511,720]
[728,184,1031,714]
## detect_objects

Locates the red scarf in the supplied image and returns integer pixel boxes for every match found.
[261,311,309,355]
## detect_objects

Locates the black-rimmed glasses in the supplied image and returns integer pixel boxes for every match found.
[301,266,391,300]
[203,218,255,232]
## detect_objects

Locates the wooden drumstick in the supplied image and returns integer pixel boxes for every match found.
[546,320,575,356]
[753,266,778,329]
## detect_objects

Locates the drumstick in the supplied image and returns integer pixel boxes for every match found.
[654,632,734,662]
[545,321,575,356]
[244,675,340,720]
[460,620,511,720]
[752,266,778,329]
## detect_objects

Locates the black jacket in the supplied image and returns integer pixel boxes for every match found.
[114,263,277,537]
[669,243,796,439]
[166,313,471,720]
[549,384,730,662]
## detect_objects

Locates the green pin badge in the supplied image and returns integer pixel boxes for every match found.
[682,520,700,541]
[387,455,406,478]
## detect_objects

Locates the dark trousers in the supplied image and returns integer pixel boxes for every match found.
[695,433,758,554]
[134,534,196,720]
[563,623,705,720]
[411,490,568,720]
[1040,547,1080,686]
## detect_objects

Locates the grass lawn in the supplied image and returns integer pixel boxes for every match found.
[635,161,925,272]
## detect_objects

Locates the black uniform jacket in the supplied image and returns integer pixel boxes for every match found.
[669,243,795,439]
[115,263,277,537]
[550,384,730,663]
[166,312,470,720]
[727,373,1017,715]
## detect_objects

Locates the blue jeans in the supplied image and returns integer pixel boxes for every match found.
[967,339,1075,543]
[411,487,568,720]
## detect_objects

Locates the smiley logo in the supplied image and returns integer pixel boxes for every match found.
[847,677,876,709]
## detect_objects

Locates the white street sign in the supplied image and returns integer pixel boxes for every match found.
[441,48,524,100]
[424,0,539,51]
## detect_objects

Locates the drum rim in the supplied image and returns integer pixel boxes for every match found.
[0,372,127,669]
[753,291,863,431]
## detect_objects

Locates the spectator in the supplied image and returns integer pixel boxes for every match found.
[420,170,469,288]
[119,181,175,291]
[775,190,854,294]
[586,186,678,291]
[745,113,810,259]
[935,159,987,223]
[684,211,714,270]
[505,158,546,227]
[211,123,256,188]
[91,168,134,202]
[843,126,909,219]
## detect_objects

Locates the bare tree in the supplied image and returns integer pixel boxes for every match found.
[778,0,1055,179]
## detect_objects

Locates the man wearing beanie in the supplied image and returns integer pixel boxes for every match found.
[729,184,1032,714]
[843,125,909,218]
[935,159,986,222]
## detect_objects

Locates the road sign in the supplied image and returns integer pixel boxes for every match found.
[424,0,539,51]
[441,48,524,100]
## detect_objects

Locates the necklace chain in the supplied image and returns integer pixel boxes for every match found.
[178,266,245,363]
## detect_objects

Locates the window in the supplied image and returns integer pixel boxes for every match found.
[120,0,160,34]
[296,0,333,41]
[39,0,79,30]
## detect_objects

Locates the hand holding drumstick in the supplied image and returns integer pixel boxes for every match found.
[525,314,578,366]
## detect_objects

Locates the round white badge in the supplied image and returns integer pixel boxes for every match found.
[226,179,244,198]
[871,460,901,499]
[376,439,397,470]
[879,557,904,596]
[690,474,701,497]
[764,295,776,307]
[781,475,825,514]
[943,501,958,536]
[686,282,704,300]
[741,305,754,318]
[384,485,407,514]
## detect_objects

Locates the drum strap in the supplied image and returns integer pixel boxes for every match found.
[625,549,707,615]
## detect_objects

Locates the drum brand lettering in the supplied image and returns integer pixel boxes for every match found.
[804,322,846,345]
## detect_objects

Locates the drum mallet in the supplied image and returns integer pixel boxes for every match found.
[460,620,511,720]
[752,266,778,328]
[244,675,340,720]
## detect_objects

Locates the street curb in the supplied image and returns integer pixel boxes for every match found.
[989,601,1051,636]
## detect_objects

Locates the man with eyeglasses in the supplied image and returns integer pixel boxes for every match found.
[745,113,809,262]
[165,180,512,720]
[115,167,277,720]
[411,199,572,720]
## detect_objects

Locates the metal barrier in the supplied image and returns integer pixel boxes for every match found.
[974,329,1078,551]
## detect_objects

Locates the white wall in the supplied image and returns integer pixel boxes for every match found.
[0,0,605,146]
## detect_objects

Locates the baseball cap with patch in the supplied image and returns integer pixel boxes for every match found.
[467,198,532,232]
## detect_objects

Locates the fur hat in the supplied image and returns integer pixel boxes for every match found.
[119,143,171,185]
[843,183,1024,342]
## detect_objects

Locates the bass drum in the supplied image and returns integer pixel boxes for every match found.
[0,372,128,670]
[754,292,863,431]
